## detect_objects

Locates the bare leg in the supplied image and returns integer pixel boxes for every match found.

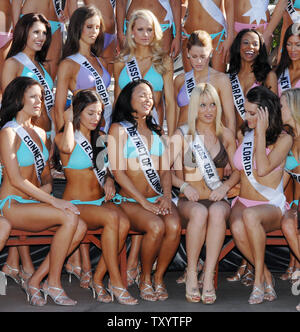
[281,209,300,262]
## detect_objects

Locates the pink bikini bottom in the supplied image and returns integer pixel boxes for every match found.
[0,32,13,49]
[231,196,289,214]
[234,21,268,34]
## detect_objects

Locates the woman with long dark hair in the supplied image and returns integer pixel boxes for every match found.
[55,5,111,133]
[229,86,293,304]
[0,76,87,306]
[1,13,54,286]
[54,89,137,305]
[228,29,277,133]
[108,79,181,302]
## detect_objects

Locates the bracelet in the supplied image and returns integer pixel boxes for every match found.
[180,182,189,193]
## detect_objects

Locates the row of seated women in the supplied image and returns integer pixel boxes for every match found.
[0,75,299,310]
[0,4,299,311]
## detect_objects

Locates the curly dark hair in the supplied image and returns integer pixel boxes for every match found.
[112,79,163,135]
[228,29,271,84]
[241,86,293,146]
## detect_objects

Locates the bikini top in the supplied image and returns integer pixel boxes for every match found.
[177,69,211,108]
[118,64,164,92]
[285,150,300,171]
[17,135,49,167]
[123,130,165,159]
[294,0,300,9]
[73,57,111,92]
[64,142,108,170]
[233,143,282,172]
[278,79,300,96]
[21,64,53,91]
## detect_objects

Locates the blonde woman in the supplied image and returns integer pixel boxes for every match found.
[170,83,239,304]
[114,9,176,136]
[280,88,300,312]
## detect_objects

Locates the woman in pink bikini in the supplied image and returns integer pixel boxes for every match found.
[0,0,13,99]
[234,0,287,52]
[229,86,293,305]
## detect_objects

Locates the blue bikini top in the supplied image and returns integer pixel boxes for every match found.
[118,65,164,91]
[124,131,165,159]
[64,143,108,170]
[294,0,300,9]
[21,64,53,90]
[285,150,300,171]
[17,136,49,167]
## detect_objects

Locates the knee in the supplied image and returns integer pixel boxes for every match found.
[147,218,165,239]
[188,206,208,227]
[64,212,80,231]
[165,217,182,238]
[105,211,120,232]
[242,209,259,229]
[230,218,245,240]
[119,216,130,235]
[208,206,227,226]
[281,216,295,235]
[77,219,88,237]
[0,219,11,241]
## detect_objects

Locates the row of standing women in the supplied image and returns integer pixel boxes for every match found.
[0,1,298,311]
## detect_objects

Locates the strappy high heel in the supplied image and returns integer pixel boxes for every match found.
[80,270,92,289]
[19,266,33,287]
[42,280,77,306]
[90,281,112,303]
[185,270,201,303]
[0,271,7,296]
[107,281,138,305]
[201,288,216,305]
[248,284,265,305]
[241,268,254,287]
[153,282,168,301]
[226,264,247,282]
[139,281,158,302]
[2,263,21,285]
[279,266,295,281]
[23,280,46,306]
[126,263,141,287]
[65,263,81,283]
[264,276,277,302]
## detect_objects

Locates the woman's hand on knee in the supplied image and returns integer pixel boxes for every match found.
[51,197,80,216]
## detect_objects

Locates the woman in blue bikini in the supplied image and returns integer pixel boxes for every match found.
[0,76,87,306]
[11,0,78,80]
[108,79,181,302]
[1,13,55,285]
[54,89,138,305]
[280,88,300,312]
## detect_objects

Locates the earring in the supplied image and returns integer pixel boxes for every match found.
[187,54,190,59]
[131,34,135,39]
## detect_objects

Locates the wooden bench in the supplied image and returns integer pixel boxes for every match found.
[5,229,141,288]
[4,228,288,290]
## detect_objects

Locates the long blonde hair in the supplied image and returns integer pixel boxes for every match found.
[282,88,300,128]
[118,9,167,75]
[188,83,223,139]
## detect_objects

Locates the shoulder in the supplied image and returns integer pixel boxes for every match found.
[266,70,277,81]
[108,122,124,136]
[34,126,47,144]
[3,57,21,72]
[174,73,184,85]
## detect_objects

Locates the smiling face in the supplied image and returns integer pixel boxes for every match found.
[286,34,300,61]
[131,17,154,46]
[80,102,103,131]
[22,84,43,118]
[188,45,212,72]
[131,83,154,117]
[240,31,260,63]
[26,21,47,52]
[80,15,101,45]
[196,93,217,125]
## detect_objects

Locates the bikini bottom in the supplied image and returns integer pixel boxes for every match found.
[234,21,268,34]
[182,28,226,51]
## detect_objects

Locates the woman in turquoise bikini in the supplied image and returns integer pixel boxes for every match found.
[11,0,78,80]
[1,13,55,285]
[0,76,87,306]
[54,89,138,305]
[280,88,300,312]
[108,79,181,302]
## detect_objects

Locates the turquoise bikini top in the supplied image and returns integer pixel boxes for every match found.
[64,143,108,170]
[118,65,164,91]
[285,150,300,171]
[17,137,49,167]
[294,0,300,9]
[124,131,165,158]
[21,64,53,90]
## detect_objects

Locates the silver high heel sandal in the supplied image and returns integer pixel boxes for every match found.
[42,280,77,306]
[80,270,93,289]
[2,263,21,285]
[65,263,81,283]
[0,271,7,296]
[90,281,112,303]
[23,280,46,306]
[107,280,138,305]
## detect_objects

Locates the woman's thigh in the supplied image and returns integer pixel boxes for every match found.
[3,202,67,232]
